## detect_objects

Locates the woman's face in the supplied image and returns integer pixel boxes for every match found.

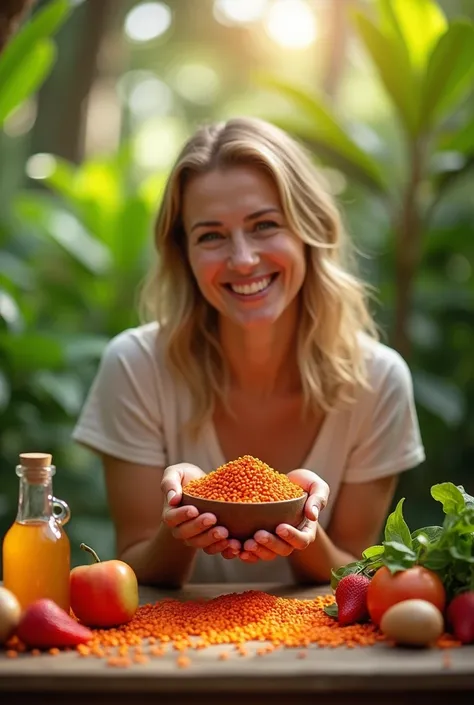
[183,165,306,330]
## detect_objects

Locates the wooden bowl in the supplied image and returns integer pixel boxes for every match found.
[180,491,308,542]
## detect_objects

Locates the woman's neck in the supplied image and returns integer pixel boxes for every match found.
[218,302,301,399]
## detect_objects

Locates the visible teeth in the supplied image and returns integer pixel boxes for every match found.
[230,276,272,296]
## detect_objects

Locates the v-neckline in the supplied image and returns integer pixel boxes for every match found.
[206,410,334,473]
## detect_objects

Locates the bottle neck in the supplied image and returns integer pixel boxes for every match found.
[16,467,54,523]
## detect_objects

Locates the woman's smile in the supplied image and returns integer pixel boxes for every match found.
[223,273,280,300]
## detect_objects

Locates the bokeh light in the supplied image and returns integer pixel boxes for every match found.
[133,117,187,170]
[129,77,173,118]
[25,153,57,180]
[124,2,172,43]
[213,0,268,26]
[173,64,220,105]
[264,0,317,49]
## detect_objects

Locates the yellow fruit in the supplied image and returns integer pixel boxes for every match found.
[0,586,22,644]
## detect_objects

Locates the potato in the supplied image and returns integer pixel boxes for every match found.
[380,598,444,647]
[0,587,22,644]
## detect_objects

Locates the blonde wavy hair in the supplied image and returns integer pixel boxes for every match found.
[140,116,378,434]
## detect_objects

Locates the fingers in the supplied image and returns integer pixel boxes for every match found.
[306,477,329,521]
[243,538,279,561]
[244,531,294,560]
[203,539,230,555]
[239,551,259,563]
[162,504,199,528]
[287,468,329,522]
[218,539,241,559]
[275,521,317,550]
[168,512,216,540]
[205,538,240,557]
[305,491,327,521]
[161,463,203,506]
[185,525,229,548]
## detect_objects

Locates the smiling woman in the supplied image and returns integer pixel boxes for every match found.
[72,117,425,587]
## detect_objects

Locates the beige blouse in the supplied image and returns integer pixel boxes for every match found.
[73,323,425,584]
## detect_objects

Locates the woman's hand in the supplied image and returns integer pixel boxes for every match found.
[240,468,329,563]
[161,463,241,558]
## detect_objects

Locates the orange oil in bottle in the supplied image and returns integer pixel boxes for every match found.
[2,452,71,611]
[3,519,70,611]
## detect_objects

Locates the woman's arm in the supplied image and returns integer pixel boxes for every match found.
[102,455,197,587]
[289,474,398,584]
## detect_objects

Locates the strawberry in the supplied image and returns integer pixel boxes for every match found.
[447,592,474,644]
[17,599,93,648]
[335,574,371,625]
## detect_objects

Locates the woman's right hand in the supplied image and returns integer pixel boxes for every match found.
[161,463,241,558]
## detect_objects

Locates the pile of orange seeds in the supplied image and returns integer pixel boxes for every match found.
[184,455,304,503]
[4,590,460,667]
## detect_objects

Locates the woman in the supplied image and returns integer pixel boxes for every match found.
[73,117,425,587]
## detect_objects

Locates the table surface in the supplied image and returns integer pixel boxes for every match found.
[1,582,473,699]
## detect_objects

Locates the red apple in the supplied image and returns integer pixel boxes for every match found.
[70,543,139,627]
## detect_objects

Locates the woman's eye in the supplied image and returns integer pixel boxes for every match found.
[254,220,278,232]
[197,231,223,243]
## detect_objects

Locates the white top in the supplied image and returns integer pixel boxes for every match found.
[72,322,425,584]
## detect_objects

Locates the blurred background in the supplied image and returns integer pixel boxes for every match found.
[0,0,473,569]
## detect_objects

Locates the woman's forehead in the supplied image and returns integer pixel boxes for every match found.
[182,166,281,226]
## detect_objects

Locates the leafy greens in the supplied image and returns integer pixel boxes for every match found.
[330,482,474,601]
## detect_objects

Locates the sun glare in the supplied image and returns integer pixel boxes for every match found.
[214,0,268,25]
[124,2,172,43]
[264,0,317,49]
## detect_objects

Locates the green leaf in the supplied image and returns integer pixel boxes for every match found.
[0,332,65,371]
[457,486,474,509]
[14,194,112,275]
[449,540,474,563]
[330,561,363,591]
[0,40,56,125]
[32,370,84,416]
[113,196,152,271]
[362,545,385,560]
[383,540,417,573]
[62,335,108,364]
[0,289,24,332]
[420,20,474,128]
[422,547,452,571]
[379,0,447,73]
[413,370,465,427]
[42,157,78,202]
[444,120,474,154]
[0,0,71,89]
[411,526,443,544]
[384,498,412,548]
[254,73,387,192]
[431,482,465,515]
[352,11,419,134]
[323,602,338,619]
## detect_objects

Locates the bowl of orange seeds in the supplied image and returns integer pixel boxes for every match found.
[181,455,307,541]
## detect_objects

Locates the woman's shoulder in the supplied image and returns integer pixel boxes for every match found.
[102,322,165,364]
[358,334,414,391]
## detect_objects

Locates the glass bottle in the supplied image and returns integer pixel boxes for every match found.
[2,452,71,611]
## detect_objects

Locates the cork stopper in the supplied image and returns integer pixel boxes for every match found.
[18,452,55,482]
[19,452,52,468]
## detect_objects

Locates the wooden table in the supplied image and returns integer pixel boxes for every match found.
[1,582,473,704]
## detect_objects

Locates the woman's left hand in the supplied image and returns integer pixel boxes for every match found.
[238,468,329,563]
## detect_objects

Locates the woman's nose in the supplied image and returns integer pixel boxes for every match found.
[227,232,259,271]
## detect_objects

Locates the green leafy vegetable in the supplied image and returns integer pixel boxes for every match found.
[384,498,412,548]
[330,482,474,600]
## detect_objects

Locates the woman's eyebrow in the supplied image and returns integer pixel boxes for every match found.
[190,207,280,233]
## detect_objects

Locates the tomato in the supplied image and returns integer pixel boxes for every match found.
[367,566,446,626]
